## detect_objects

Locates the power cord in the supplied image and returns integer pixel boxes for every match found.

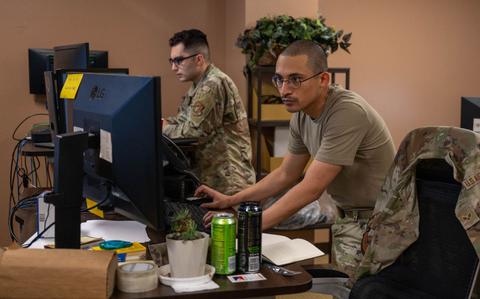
[11,113,48,141]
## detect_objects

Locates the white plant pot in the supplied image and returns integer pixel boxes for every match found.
[166,232,209,278]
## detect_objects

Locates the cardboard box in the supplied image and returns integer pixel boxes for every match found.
[0,248,117,298]
[252,103,291,121]
[251,84,291,121]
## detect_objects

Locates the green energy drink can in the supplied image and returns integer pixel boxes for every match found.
[237,202,262,273]
[211,213,236,275]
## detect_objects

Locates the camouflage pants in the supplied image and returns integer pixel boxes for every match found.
[331,216,368,278]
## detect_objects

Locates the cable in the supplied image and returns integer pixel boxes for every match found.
[11,113,48,141]
[162,134,190,167]
[43,202,51,230]
[8,139,23,209]
[161,134,201,185]
[22,222,55,248]
[8,196,39,243]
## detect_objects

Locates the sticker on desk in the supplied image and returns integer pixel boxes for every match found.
[100,129,113,163]
[227,273,266,283]
[60,73,83,99]
[73,126,84,132]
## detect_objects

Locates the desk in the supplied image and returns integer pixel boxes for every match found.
[20,141,54,157]
[113,263,312,299]
[25,220,312,298]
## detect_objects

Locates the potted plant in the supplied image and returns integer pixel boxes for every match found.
[236,15,352,68]
[166,209,209,278]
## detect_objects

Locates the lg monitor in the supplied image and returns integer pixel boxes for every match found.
[44,68,129,145]
[460,97,480,133]
[55,68,129,135]
[73,73,165,231]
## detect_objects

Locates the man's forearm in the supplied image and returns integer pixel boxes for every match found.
[229,167,299,206]
[163,122,206,139]
[260,160,342,230]
[261,180,325,230]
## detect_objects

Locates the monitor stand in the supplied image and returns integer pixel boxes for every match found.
[44,131,88,248]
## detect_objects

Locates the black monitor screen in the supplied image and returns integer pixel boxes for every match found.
[54,43,89,70]
[461,97,480,133]
[28,44,109,94]
[28,48,54,94]
[73,73,165,230]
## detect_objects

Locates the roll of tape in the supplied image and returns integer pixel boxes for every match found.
[117,261,158,293]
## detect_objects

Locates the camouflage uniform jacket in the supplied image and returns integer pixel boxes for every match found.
[163,64,255,195]
[356,126,480,280]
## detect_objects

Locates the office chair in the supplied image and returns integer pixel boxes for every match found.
[349,158,479,299]
[308,127,480,299]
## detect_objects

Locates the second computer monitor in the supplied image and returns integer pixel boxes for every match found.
[53,43,89,71]
[72,73,165,231]
[461,97,480,133]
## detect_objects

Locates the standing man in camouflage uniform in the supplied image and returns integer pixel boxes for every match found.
[164,29,255,195]
[198,40,395,278]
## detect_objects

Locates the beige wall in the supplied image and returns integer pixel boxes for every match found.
[319,0,480,144]
[1,0,480,246]
[224,0,246,102]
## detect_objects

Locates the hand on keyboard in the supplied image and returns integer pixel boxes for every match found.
[194,185,234,210]
[185,195,213,206]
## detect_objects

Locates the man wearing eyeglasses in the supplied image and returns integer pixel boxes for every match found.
[197,40,395,278]
[163,29,255,195]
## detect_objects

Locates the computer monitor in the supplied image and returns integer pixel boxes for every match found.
[55,68,129,135]
[28,48,54,94]
[44,68,129,143]
[460,97,480,133]
[28,44,109,94]
[89,50,109,68]
[53,43,89,70]
[72,73,165,231]
[44,71,62,143]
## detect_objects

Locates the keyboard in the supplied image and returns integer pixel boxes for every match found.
[171,137,199,146]
[164,201,210,233]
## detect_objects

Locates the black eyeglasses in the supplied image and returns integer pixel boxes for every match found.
[169,53,199,66]
[272,71,324,89]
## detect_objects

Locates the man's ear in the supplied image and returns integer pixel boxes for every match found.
[320,72,330,87]
[196,54,205,65]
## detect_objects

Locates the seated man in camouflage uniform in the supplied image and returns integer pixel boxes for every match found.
[164,29,255,195]
[197,40,395,277]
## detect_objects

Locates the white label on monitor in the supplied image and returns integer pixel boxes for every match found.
[100,129,113,163]
[73,126,84,132]
[473,118,480,133]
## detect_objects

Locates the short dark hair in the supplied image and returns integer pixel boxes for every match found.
[279,40,328,73]
[169,29,210,61]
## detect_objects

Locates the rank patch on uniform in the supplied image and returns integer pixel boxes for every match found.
[192,102,205,116]
[458,205,480,230]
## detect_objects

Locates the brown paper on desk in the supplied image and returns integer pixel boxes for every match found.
[0,248,117,298]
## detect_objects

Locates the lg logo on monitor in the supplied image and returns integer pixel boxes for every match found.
[89,85,105,100]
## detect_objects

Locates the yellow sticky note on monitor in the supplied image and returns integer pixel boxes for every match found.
[86,197,104,218]
[60,73,83,99]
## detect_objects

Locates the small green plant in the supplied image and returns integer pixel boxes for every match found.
[236,15,352,68]
[170,209,202,241]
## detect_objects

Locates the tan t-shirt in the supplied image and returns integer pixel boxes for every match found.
[288,84,395,209]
